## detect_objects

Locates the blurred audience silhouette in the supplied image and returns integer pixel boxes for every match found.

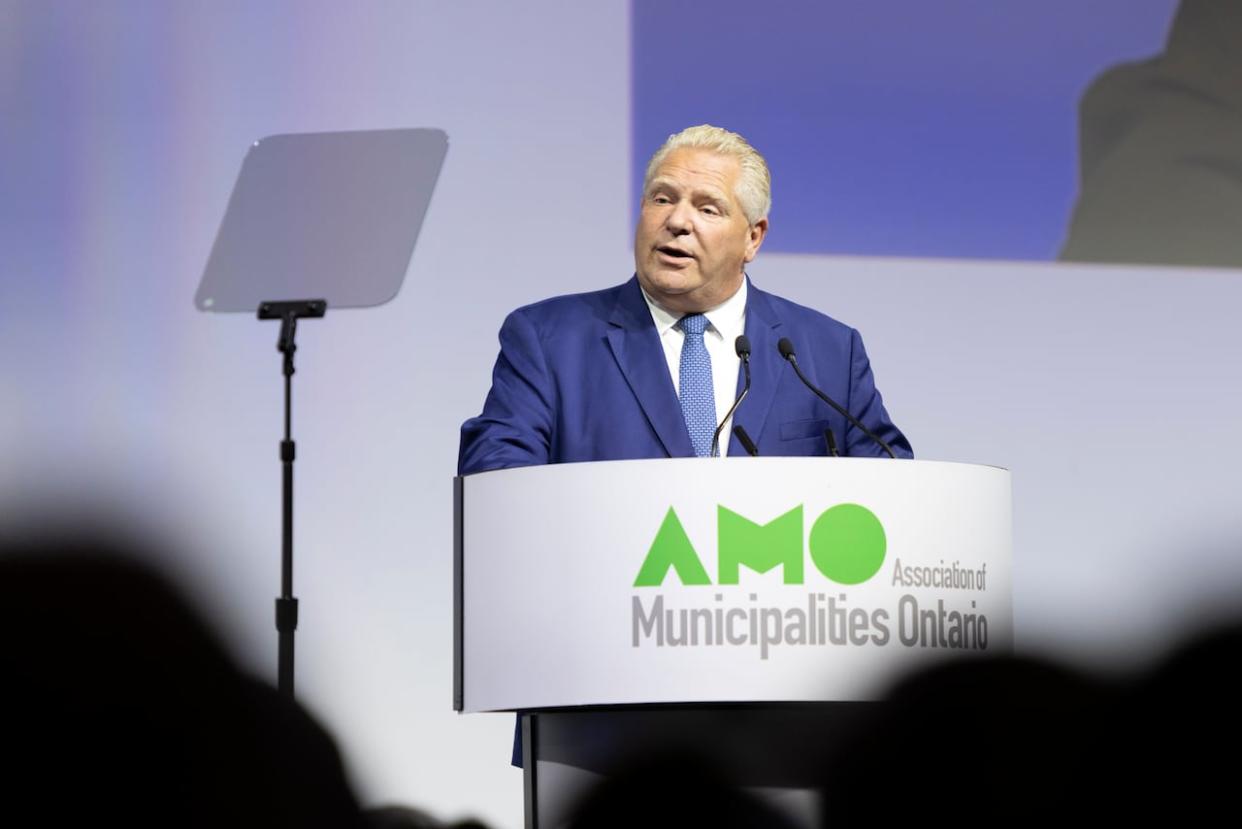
[0,526,485,828]
[5,523,1238,827]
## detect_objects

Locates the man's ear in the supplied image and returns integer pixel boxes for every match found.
[744,218,769,263]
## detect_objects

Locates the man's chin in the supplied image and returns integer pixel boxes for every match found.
[638,269,699,297]
[639,284,720,315]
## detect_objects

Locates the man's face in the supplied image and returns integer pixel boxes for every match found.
[634,148,768,314]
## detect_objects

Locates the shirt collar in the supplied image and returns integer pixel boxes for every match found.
[640,276,749,340]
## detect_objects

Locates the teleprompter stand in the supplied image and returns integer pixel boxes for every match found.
[197,128,449,698]
[258,299,327,698]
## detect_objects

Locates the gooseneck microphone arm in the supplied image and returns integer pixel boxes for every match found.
[777,337,897,459]
[732,424,759,457]
[711,335,752,457]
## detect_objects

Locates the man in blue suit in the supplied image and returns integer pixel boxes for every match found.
[459,124,911,768]
[459,124,911,473]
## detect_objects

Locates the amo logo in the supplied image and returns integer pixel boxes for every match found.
[633,504,886,587]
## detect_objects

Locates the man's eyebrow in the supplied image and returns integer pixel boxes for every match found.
[691,187,730,209]
[647,177,729,203]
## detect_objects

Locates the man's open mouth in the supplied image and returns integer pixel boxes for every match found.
[657,245,693,259]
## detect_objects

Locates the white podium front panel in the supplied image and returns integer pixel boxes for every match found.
[457,458,1010,713]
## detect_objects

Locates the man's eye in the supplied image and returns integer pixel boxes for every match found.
[651,194,670,204]
[701,205,720,216]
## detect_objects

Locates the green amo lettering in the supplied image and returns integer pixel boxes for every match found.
[633,504,886,587]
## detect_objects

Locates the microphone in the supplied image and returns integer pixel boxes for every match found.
[711,335,752,457]
[732,424,759,457]
[824,428,840,458]
[777,337,897,459]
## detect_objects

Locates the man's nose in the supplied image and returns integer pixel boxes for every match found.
[664,200,694,234]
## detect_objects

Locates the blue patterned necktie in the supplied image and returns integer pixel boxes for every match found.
[677,313,717,457]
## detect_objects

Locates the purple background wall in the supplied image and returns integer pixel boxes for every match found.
[632,0,1177,258]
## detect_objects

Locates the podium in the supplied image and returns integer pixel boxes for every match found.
[454,458,1011,827]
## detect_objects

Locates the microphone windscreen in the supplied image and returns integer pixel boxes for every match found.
[735,335,752,359]
[777,338,796,360]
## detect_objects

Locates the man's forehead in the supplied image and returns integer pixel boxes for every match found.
[647,149,740,197]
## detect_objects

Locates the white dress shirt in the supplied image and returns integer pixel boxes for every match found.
[640,277,748,457]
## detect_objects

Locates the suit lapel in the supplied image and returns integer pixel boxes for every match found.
[605,277,694,457]
[731,281,784,454]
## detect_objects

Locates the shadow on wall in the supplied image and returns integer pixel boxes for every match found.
[1062,0,1242,268]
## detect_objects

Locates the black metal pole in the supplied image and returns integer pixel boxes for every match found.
[276,314,299,699]
[258,299,325,700]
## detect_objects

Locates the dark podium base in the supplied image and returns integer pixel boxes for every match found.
[521,703,872,829]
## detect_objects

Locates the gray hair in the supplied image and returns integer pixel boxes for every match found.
[642,124,772,224]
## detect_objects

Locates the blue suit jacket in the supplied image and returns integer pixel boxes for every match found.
[458,276,911,475]
[458,276,911,765]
